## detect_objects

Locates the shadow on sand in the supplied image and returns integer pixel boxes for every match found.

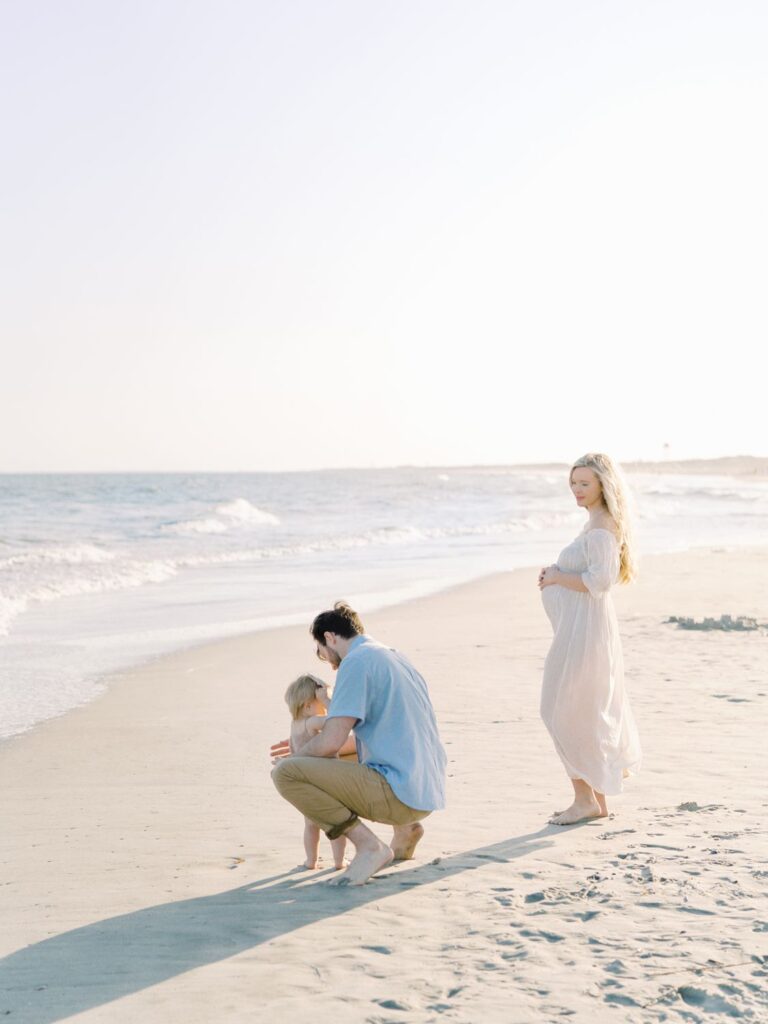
[1,829,555,1022]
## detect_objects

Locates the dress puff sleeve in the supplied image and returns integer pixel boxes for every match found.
[581,529,620,598]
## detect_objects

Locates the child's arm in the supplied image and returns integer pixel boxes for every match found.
[307,716,357,757]
[305,715,328,737]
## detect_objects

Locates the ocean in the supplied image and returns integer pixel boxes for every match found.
[1,466,766,740]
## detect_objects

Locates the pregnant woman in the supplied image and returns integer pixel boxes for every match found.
[538,453,642,825]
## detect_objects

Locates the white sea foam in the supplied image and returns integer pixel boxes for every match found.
[164,498,280,535]
[176,513,582,570]
[0,557,179,637]
[216,498,280,524]
[169,517,229,535]
[0,593,28,637]
[0,543,117,567]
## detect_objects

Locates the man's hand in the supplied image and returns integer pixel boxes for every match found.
[270,738,291,765]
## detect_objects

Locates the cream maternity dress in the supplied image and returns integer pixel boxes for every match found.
[540,527,641,795]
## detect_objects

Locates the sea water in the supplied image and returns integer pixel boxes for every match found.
[1,466,766,739]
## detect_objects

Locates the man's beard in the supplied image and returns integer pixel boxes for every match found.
[326,648,342,670]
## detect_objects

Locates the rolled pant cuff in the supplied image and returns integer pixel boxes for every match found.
[325,813,359,841]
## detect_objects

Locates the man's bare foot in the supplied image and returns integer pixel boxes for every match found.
[549,797,606,826]
[327,822,394,886]
[390,822,424,861]
[328,846,393,886]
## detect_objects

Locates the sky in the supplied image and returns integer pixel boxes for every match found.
[2,0,766,472]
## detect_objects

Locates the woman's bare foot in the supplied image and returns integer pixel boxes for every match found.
[390,822,424,861]
[327,822,394,886]
[552,799,608,817]
[549,796,604,825]
[549,778,608,825]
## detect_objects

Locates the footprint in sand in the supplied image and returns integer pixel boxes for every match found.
[518,928,565,943]
[373,998,412,1015]
[677,985,743,1016]
[598,828,637,840]
[603,993,639,1007]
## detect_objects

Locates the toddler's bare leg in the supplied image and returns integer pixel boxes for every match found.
[330,835,347,870]
[303,817,320,869]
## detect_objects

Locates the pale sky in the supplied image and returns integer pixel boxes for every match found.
[2,1,766,471]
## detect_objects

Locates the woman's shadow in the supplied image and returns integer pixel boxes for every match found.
[0,828,554,1023]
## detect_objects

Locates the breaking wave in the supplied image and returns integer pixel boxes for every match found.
[164,498,280,535]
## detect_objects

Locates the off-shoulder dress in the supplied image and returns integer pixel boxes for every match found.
[540,528,641,795]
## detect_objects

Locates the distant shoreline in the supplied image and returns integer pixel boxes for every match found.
[1,456,766,477]
[621,455,768,476]
[413,456,768,477]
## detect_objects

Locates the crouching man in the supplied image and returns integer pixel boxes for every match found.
[271,602,447,887]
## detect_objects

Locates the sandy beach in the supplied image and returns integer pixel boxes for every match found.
[1,546,767,1022]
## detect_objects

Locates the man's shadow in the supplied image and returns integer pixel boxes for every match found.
[0,828,554,1023]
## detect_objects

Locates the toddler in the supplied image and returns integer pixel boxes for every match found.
[284,673,356,870]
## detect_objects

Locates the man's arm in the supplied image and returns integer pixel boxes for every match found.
[293,716,357,758]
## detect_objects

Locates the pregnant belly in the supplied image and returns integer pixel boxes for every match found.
[541,584,561,627]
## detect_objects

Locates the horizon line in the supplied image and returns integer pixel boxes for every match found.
[1,455,766,476]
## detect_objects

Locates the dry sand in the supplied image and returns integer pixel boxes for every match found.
[1,547,767,1022]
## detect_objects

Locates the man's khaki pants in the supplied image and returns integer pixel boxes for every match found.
[272,757,430,839]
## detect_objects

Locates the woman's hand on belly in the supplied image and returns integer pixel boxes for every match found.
[538,565,561,589]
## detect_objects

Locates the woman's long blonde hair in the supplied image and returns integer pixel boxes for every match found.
[571,453,637,584]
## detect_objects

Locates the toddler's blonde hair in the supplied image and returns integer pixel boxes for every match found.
[284,673,325,720]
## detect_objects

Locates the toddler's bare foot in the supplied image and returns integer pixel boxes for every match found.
[302,858,319,870]
[332,859,349,871]
[390,822,425,861]
[549,797,606,826]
